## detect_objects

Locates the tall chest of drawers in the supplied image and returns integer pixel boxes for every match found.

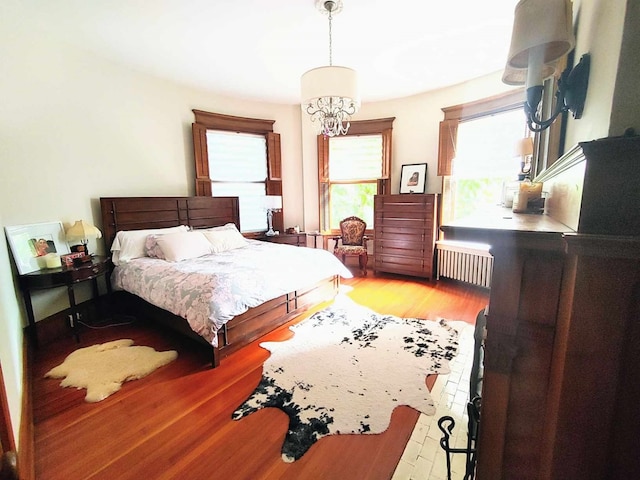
[373,194,438,279]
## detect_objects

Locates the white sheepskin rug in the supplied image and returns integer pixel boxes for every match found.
[45,339,178,402]
[232,296,464,462]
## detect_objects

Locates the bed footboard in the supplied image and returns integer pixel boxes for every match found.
[114,275,340,367]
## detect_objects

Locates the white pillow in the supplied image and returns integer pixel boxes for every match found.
[111,225,189,265]
[202,223,240,232]
[203,228,248,253]
[155,231,213,262]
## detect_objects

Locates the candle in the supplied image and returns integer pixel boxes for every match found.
[513,181,543,213]
[45,253,62,269]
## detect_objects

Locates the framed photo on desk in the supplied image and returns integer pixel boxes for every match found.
[5,221,70,274]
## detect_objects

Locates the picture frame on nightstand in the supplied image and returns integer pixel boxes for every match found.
[5,221,70,274]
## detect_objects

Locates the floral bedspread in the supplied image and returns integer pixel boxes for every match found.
[111,240,353,346]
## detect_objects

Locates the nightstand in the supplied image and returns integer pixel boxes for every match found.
[256,233,307,247]
[18,255,111,346]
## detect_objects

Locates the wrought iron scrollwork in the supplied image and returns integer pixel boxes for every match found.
[437,396,482,480]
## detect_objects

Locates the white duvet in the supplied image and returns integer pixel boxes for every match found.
[111,240,353,346]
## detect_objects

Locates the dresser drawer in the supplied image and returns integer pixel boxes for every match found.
[68,260,107,282]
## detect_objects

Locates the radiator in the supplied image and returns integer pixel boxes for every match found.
[436,241,493,289]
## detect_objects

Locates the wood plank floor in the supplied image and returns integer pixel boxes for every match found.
[31,273,489,480]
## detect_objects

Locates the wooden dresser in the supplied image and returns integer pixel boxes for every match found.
[441,135,640,479]
[373,194,438,279]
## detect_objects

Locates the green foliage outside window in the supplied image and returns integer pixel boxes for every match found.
[329,183,377,230]
[454,177,505,220]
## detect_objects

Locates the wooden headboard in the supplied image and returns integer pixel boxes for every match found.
[100,196,240,249]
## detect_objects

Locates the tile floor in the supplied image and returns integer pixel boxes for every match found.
[392,322,476,480]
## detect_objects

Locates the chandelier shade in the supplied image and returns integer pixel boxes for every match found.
[300,0,360,137]
[301,66,360,137]
[301,66,359,106]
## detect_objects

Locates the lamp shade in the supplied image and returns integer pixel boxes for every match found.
[65,220,102,242]
[300,66,360,110]
[263,195,282,210]
[514,137,534,157]
[505,0,575,70]
[502,62,557,86]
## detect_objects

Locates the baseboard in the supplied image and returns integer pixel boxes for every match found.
[17,336,34,480]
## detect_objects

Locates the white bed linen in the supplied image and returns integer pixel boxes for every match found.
[111,240,353,346]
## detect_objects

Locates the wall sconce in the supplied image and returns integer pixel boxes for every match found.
[65,220,102,256]
[263,195,282,236]
[502,0,590,132]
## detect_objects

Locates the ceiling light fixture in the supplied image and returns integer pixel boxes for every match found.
[502,0,590,132]
[301,0,360,137]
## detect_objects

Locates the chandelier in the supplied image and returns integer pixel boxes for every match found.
[301,0,360,137]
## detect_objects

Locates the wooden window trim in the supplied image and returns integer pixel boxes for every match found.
[192,110,283,232]
[192,110,274,134]
[317,118,395,233]
[437,89,525,176]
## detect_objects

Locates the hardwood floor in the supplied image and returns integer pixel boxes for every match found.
[31,273,488,480]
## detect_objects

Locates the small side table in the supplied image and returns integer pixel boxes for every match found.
[18,255,111,346]
[308,232,335,250]
[308,232,323,249]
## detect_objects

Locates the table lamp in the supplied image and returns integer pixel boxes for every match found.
[65,220,102,256]
[263,195,282,236]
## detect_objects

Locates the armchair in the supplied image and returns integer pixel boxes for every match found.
[332,216,369,276]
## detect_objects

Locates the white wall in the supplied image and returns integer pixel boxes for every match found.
[564,0,627,146]
[0,26,302,321]
[609,0,640,136]
[0,211,24,442]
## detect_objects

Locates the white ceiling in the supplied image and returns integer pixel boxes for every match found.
[10,0,519,104]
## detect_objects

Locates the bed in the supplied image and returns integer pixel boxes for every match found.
[100,196,351,367]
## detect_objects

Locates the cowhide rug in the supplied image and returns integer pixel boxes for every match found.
[45,339,178,402]
[232,296,463,462]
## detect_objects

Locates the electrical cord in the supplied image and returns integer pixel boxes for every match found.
[77,316,137,330]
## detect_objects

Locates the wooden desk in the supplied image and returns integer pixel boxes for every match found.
[441,135,640,479]
[18,255,110,346]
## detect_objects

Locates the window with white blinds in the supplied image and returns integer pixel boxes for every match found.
[327,134,383,230]
[329,135,383,180]
[206,130,268,232]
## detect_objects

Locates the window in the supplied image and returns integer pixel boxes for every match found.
[206,130,267,231]
[327,135,381,229]
[437,91,527,224]
[192,110,282,233]
[318,118,394,232]
[451,109,529,220]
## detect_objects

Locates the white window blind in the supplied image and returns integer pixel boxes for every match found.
[326,134,382,230]
[207,130,268,232]
[329,135,383,180]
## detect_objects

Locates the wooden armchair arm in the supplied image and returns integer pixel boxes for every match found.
[329,236,342,250]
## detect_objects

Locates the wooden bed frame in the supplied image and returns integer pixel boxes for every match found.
[100,196,340,367]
